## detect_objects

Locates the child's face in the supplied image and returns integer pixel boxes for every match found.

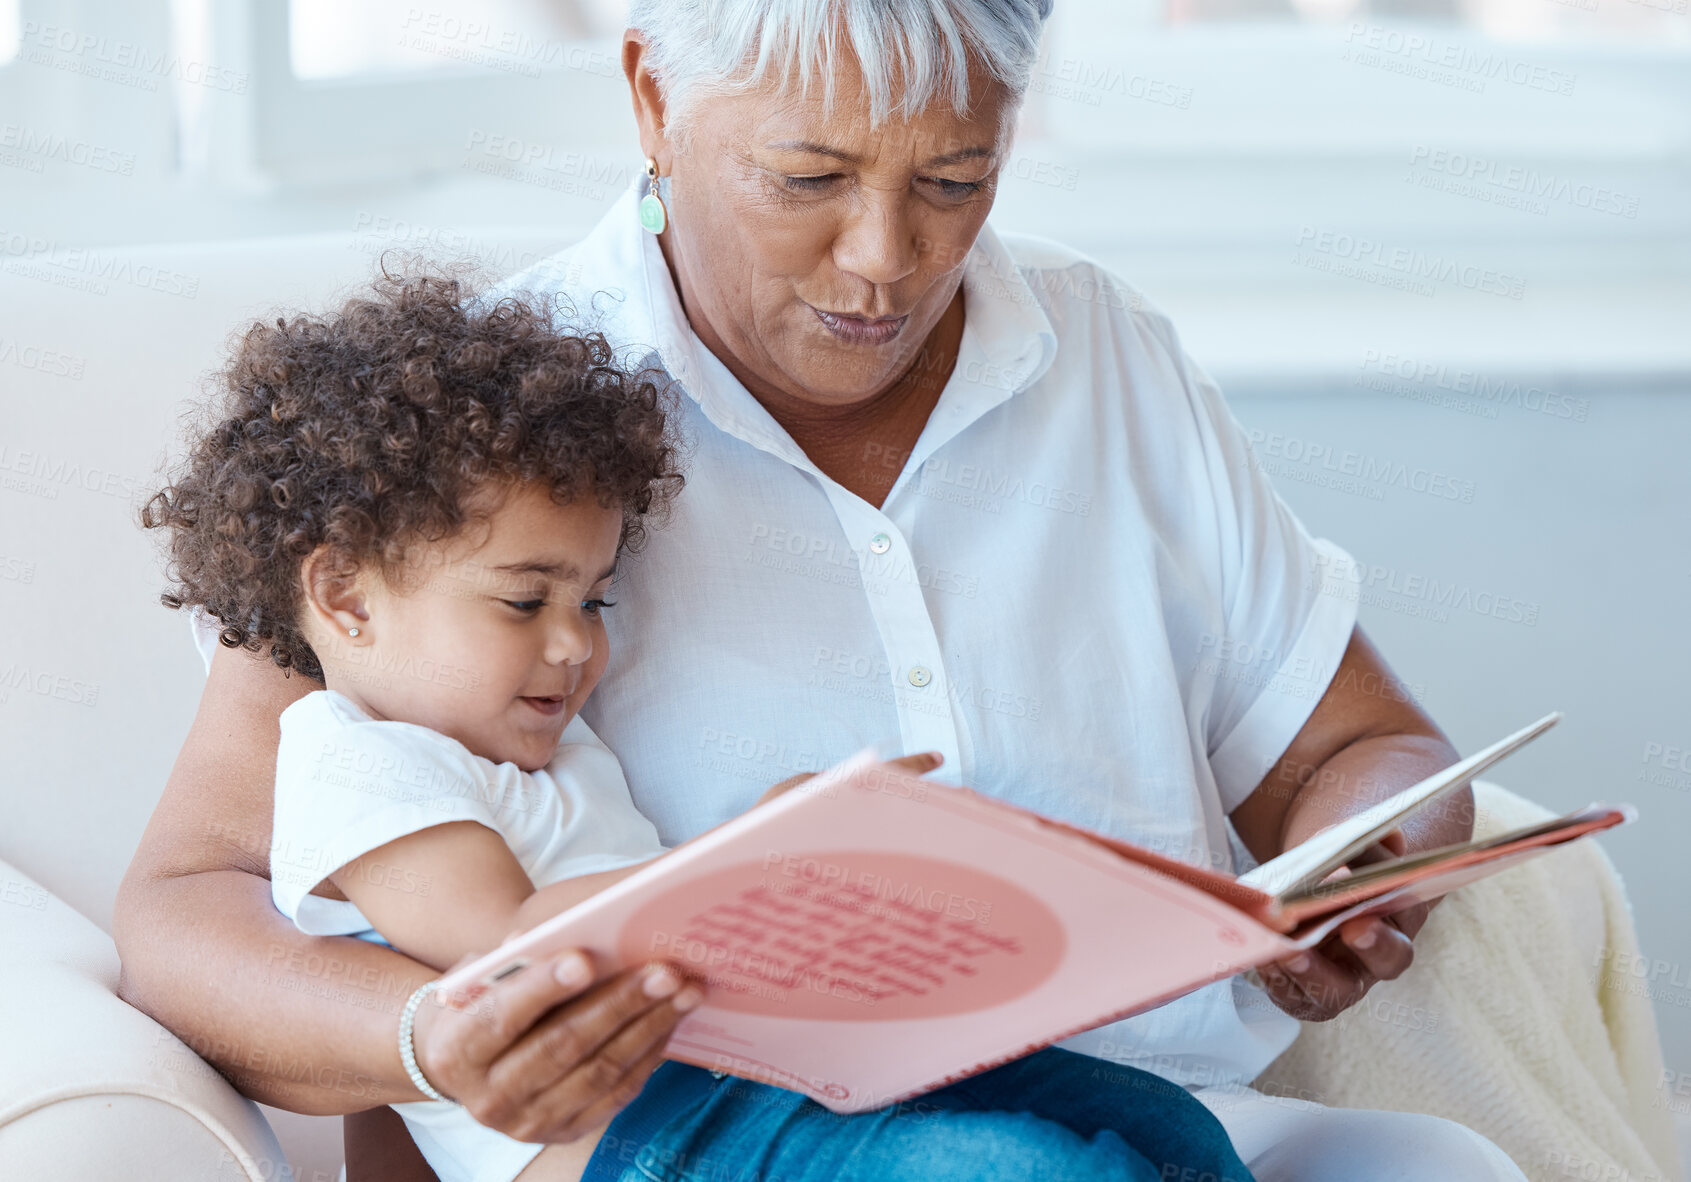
[323,481,624,772]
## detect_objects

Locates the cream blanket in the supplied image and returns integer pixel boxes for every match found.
[1253,779,1683,1182]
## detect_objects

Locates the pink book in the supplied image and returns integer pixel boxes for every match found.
[438,712,1630,1113]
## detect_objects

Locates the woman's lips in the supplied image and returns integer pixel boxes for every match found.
[811,306,908,346]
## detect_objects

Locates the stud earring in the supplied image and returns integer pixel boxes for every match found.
[348,627,361,638]
[638,157,668,235]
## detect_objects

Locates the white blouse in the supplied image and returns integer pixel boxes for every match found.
[194,182,1361,1089]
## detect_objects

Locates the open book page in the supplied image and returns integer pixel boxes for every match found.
[1271,803,1631,929]
[438,754,1300,1112]
[1235,712,1563,898]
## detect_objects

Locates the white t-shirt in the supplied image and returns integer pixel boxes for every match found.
[264,687,664,1182]
[194,181,1361,1090]
[269,688,666,940]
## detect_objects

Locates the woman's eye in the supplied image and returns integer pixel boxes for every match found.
[926,177,985,201]
[503,599,545,613]
[784,174,841,192]
[582,598,616,616]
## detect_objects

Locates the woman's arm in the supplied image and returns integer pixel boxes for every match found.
[112,644,696,1135]
[113,642,401,1113]
[1229,624,1468,1021]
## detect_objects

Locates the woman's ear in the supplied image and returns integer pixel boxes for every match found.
[299,546,371,646]
[621,28,673,172]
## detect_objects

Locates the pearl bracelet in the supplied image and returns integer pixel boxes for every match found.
[399,980,457,1105]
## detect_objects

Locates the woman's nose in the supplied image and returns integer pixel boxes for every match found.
[833,191,919,288]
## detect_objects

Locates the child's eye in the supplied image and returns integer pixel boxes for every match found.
[503,599,545,613]
[582,598,615,616]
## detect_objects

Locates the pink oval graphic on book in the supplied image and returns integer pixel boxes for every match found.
[617,851,1065,1021]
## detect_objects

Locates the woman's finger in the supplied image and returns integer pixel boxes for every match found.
[508,992,699,1142]
[1256,961,1320,1020]
[884,751,943,774]
[757,772,815,803]
[413,950,592,1100]
[428,948,600,1072]
[1265,946,1374,1020]
[1335,916,1416,981]
[544,1037,678,1144]
[480,963,690,1117]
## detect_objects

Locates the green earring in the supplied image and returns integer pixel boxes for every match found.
[639,158,668,235]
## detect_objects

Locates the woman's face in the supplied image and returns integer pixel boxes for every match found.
[646,51,1017,410]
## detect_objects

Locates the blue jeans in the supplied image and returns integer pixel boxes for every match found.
[583,1046,1256,1182]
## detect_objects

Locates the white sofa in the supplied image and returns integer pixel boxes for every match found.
[1,233,1685,1181]
[0,855,287,1180]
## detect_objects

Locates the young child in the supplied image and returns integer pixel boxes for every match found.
[143,273,1256,1182]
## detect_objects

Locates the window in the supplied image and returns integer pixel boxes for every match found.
[1169,0,1689,40]
[288,0,627,81]
[0,0,18,66]
[998,0,1690,274]
[225,0,634,186]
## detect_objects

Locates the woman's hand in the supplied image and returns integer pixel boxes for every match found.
[1230,629,1468,1024]
[756,750,944,805]
[1256,831,1433,1022]
[412,949,702,1143]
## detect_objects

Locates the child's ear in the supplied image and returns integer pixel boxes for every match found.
[299,546,372,644]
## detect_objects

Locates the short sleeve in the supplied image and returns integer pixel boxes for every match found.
[531,714,668,881]
[1163,335,1362,812]
[270,693,517,935]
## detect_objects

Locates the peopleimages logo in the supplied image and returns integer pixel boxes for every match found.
[1295,226,1526,301]
[1406,146,1643,221]
[0,230,201,299]
[0,124,136,176]
[0,335,86,381]
[1244,427,1478,504]
[1310,550,1540,627]
[20,21,249,93]
[1341,23,1577,96]
[1031,52,1193,109]
[399,10,620,78]
[1357,350,1590,422]
[0,443,145,502]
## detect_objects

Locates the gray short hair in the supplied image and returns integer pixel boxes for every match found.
[628,0,1053,139]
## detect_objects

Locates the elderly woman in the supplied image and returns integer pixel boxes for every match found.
[114,1,1531,1180]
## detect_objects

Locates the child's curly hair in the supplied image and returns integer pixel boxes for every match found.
[143,270,684,683]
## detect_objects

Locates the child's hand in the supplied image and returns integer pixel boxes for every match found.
[755,751,944,805]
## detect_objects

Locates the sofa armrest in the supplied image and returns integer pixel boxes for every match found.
[0,857,287,1182]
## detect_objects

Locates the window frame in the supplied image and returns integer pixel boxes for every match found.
[1007,16,1691,266]
[238,0,633,188]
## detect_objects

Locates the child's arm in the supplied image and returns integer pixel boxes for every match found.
[330,751,944,972]
[327,822,648,972]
